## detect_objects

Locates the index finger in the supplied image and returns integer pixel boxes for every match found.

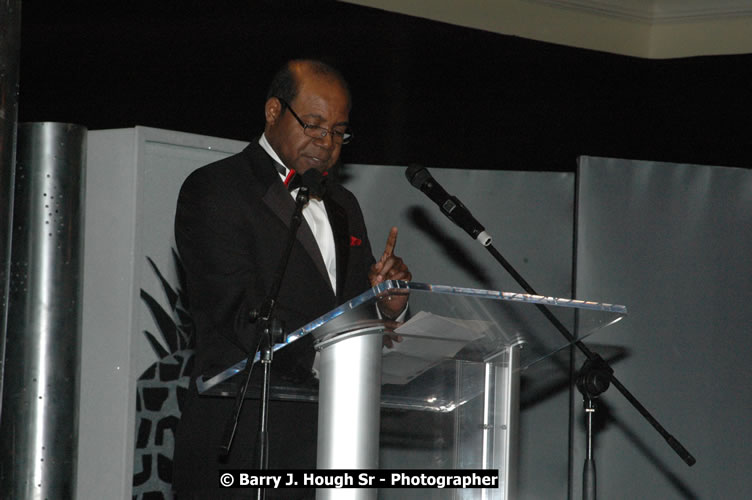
[382,226,399,258]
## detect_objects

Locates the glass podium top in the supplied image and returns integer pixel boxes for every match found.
[197,281,626,396]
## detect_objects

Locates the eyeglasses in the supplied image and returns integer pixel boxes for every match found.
[276,97,353,145]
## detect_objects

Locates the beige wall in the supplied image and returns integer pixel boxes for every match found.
[342,0,752,58]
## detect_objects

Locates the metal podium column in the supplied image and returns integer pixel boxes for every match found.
[316,327,384,500]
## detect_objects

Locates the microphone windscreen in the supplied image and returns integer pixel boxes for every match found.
[301,169,327,198]
[405,164,429,188]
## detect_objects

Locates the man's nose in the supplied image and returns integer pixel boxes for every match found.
[314,130,335,149]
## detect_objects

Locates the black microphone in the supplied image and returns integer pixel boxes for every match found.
[405,164,492,246]
[300,169,327,198]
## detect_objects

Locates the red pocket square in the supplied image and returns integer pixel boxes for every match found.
[350,236,362,247]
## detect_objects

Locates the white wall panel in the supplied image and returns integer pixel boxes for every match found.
[345,165,577,499]
[80,127,246,500]
[80,129,577,499]
[575,157,752,499]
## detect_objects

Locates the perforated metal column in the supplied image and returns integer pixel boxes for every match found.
[0,0,22,423]
[0,123,87,500]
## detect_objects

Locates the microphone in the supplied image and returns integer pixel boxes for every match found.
[300,169,327,198]
[405,164,492,246]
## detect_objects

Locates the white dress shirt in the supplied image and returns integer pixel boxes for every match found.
[259,134,338,295]
[259,135,406,380]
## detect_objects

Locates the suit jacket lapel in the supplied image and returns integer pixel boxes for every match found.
[324,195,350,302]
[247,143,331,287]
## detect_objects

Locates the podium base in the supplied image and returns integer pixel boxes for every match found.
[316,327,383,500]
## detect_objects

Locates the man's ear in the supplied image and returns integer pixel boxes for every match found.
[265,97,282,125]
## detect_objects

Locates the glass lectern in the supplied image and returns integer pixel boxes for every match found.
[197,281,626,500]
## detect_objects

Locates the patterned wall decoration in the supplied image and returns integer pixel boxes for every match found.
[133,251,195,499]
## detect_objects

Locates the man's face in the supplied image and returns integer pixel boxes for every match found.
[265,72,350,175]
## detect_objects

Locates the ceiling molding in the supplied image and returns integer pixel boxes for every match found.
[340,0,752,58]
[529,0,752,23]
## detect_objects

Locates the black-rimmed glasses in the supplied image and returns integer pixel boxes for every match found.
[276,97,353,145]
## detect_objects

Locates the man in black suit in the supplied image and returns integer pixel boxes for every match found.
[172,59,410,498]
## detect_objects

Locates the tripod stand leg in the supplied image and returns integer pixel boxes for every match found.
[583,398,596,500]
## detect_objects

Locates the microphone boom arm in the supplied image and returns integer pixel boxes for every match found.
[405,165,696,468]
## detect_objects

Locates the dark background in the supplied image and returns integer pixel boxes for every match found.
[18,0,752,172]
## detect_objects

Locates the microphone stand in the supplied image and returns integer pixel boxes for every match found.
[576,356,612,500]
[219,183,312,500]
[483,243,695,498]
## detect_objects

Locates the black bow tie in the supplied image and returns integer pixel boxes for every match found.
[276,164,328,197]
[286,172,303,192]
[274,162,302,191]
